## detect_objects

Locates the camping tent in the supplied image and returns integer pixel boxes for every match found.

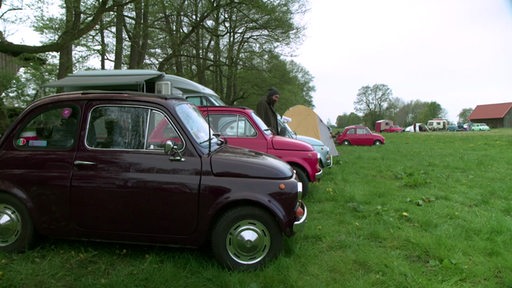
[283,105,338,156]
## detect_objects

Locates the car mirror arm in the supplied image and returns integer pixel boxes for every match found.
[213,133,227,145]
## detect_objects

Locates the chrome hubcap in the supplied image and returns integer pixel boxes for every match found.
[0,204,22,246]
[226,220,270,264]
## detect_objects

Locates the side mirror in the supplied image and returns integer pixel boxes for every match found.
[213,133,227,145]
[164,140,184,161]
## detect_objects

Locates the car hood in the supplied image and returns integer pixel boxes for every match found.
[296,135,324,147]
[210,145,294,179]
[271,135,314,151]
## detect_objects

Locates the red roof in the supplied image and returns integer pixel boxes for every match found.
[469,102,512,120]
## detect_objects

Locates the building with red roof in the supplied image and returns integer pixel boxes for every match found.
[468,102,512,128]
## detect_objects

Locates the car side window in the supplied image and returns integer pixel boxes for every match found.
[15,106,80,149]
[357,128,369,135]
[207,114,256,137]
[86,105,183,150]
[346,128,355,135]
[147,110,184,150]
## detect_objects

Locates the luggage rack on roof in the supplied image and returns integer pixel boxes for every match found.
[45,70,214,96]
[50,90,185,100]
[85,89,184,99]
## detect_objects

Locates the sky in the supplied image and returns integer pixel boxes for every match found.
[293,0,512,124]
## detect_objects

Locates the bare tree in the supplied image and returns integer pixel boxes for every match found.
[354,84,392,126]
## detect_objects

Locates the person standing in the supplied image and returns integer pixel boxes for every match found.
[256,88,280,135]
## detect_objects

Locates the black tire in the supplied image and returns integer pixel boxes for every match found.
[211,206,283,271]
[374,140,383,145]
[0,193,34,252]
[292,166,309,197]
[342,140,351,145]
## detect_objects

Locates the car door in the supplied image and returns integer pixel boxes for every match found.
[70,103,201,237]
[206,112,268,153]
[0,103,82,234]
[355,127,373,145]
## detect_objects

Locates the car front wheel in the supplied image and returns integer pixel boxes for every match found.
[374,140,383,145]
[211,206,283,271]
[292,166,309,197]
[0,194,34,252]
[342,140,351,145]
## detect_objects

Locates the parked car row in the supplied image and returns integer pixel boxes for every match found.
[429,121,492,132]
[333,119,493,149]
[0,71,314,271]
[392,122,491,132]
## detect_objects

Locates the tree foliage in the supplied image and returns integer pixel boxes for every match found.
[353,84,392,126]
[336,112,362,129]
[384,99,445,127]
[0,0,313,122]
[458,108,473,123]
[346,83,447,128]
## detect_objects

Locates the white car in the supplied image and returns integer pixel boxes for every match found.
[471,123,491,131]
[404,123,429,132]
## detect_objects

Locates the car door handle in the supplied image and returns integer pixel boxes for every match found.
[74,160,97,166]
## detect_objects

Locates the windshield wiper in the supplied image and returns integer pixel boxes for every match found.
[199,136,215,145]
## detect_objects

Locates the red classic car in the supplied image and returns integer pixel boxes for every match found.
[198,106,322,196]
[336,125,385,146]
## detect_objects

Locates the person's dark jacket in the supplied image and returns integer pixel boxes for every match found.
[256,95,278,135]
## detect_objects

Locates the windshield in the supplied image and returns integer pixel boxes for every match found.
[251,111,273,136]
[209,95,226,106]
[175,103,219,150]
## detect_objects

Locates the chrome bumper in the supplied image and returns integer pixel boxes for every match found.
[293,200,307,233]
[325,154,333,168]
[315,167,323,180]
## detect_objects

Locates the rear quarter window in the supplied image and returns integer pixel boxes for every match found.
[15,106,80,149]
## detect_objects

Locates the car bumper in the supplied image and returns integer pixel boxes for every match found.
[293,200,307,233]
[315,167,323,181]
[324,154,333,168]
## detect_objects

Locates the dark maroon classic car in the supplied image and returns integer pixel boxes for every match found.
[0,91,306,270]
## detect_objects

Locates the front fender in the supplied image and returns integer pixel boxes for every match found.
[201,178,300,236]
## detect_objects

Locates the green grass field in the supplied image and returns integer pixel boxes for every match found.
[1,129,511,287]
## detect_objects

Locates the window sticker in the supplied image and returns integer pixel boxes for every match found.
[15,105,79,149]
[28,140,48,147]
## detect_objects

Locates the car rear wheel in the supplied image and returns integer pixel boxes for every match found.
[211,206,283,271]
[0,194,34,252]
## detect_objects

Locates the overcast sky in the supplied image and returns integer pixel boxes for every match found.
[294,0,512,124]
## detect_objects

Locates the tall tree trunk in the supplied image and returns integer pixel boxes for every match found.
[128,0,149,69]
[114,0,125,69]
[58,0,82,79]
[138,0,150,67]
[58,44,74,80]
[99,17,107,69]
